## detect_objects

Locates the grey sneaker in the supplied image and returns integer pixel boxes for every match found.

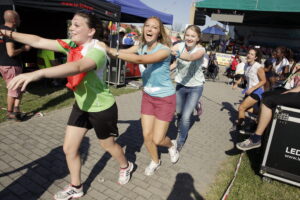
[118,161,134,185]
[145,160,161,176]
[236,138,261,151]
[168,140,179,163]
[54,184,83,200]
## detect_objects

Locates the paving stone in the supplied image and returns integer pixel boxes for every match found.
[0,78,242,199]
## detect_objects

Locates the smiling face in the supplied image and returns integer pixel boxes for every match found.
[184,27,200,49]
[246,49,257,63]
[143,18,161,44]
[68,14,95,45]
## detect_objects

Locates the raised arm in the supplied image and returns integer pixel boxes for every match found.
[107,46,170,64]
[178,47,205,61]
[171,43,205,62]
[0,29,60,52]
[8,57,98,91]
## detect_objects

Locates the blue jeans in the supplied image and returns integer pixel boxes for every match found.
[176,84,204,147]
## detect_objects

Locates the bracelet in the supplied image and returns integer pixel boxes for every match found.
[9,30,13,39]
[115,50,119,57]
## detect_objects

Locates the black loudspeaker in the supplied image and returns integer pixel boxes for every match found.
[194,9,206,26]
[260,106,300,187]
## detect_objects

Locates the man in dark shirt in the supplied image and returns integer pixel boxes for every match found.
[0,10,30,120]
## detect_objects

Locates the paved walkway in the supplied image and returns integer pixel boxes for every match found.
[0,75,243,200]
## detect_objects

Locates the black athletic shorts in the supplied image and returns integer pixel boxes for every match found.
[67,103,119,139]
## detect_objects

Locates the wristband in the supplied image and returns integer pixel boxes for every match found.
[115,50,119,57]
[9,30,13,39]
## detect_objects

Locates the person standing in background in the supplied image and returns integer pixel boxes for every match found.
[0,10,30,120]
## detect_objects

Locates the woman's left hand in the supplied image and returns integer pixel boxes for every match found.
[246,88,254,95]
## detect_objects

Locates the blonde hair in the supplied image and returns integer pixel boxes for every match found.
[141,16,171,47]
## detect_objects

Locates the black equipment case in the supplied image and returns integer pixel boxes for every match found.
[260,105,300,187]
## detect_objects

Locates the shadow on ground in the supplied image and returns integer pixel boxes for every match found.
[0,137,90,200]
[167,173,204,200]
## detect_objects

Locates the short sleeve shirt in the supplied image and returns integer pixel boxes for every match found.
[56,39,115,112]
[138,43,175,97]
[174,42,206,87]
[273,57,289,75]
[0,25,22,66]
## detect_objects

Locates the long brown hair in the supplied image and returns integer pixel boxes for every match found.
[141,16,171,47]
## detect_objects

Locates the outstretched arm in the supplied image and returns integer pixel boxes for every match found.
[8,57,97,91]
[107,47,170,64]
[283,85,300,94]
[0,29,59,52]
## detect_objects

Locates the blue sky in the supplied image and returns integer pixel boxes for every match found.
[140,0,224,31]
[140,0,193,26]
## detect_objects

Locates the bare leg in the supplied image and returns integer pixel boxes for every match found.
[63,125,88,186]
[255,104,273,135]
[238,96,258,124]
[141,114,159,163]
[152,118,172,148]
[99,137,128,168]
[7,96,14,112]
[13,97,22,111]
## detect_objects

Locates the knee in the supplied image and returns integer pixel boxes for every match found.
[238,104,246,112]
[143,133,153,145]
[100,141,115,152]
[63,144,77,157]
[152,138,162,146]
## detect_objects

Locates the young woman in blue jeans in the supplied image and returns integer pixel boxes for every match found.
[170,25,206,151]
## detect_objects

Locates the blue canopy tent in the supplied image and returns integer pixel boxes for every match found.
[202,26,225,36]
[106,0,173,24]
[202,26,226,48]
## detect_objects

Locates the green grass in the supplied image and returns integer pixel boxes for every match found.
[205,151,300,200]
[0,78,139,123]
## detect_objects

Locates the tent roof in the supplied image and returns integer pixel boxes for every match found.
[0,0,121,21]
[195,0,300,13]
[195,0,300,28]
[202,26,225,36]
[106,0,173,24]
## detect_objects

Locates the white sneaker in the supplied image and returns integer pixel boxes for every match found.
[144,160,161,176]
[118,161,134,185]
[168,140,179,163]
[54,184,84,200]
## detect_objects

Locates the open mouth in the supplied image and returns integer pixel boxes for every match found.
[146,33,153,37]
